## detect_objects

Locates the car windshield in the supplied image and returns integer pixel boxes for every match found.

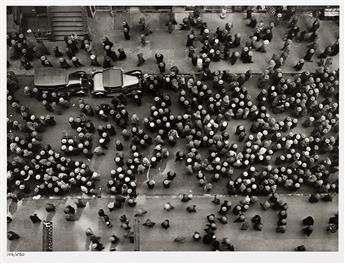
[93,72,105,92]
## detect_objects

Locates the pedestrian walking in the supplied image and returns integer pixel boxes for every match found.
[140,34,146,46]
[304,48,315,62]
[90,54,101,66]
[158,61,166,73]
[137,53,145,67]
[293,59,304,71]
[72,56,83,67]
[118,48,127,60]
[59,57,71,69]
[123,27,130,40]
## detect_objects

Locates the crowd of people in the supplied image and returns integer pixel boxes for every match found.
[7,6,339,251]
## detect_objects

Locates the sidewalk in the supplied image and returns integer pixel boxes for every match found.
[7,195,338,251]
[7,12,339,75]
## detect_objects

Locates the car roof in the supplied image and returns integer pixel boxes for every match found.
[103,68,123,88]
[34,67,67,87]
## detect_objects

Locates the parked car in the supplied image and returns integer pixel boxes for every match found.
[34,67,90,95]
[91,67,142,96]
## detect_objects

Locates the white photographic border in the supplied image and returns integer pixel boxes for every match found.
[0,0,344,263]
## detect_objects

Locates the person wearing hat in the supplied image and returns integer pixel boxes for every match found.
[295,245,306,251]
[261,27,272,41]
[36,39,50,55]
[53,46,63,57]
[158,61,166,73]
[140,34,146,46]
[179,16,191,30]
[161,219,170,229]
[90,54,101,66]
[146,179,156,189]
[103,56,112,68]
[274,57,284,69]
[213,49,221,62]
[8,231,20,241]
[293,59,305,71]
[143,219,155,227]
[44,59,53,67]
[155,53,164,64]
[191,53,198,66]
[59,57,71,69]
[121,26,130,40]
[72,56,83,67]
[246,8,253,19]
[45,203,56,212]
[123,21,130,31]
[85,43,93,54]
[102,36,113,48]
[256,40,269,53]
[202,28,209,42]
[281,39,292,52]
[65,47,74,60]
[167,20,174,34]
[304,48,315,62]
[240,46,249,60]
[318,46,332,59]
[104,45,112,57]
[244,51,253,63]
[329,39,339,56]
[108,47,118,61]
[9,46,20,60]
[40,55,47,66]
[310,18,320,33]
[23,47,34,61]
[122,22,130,40]
[186,32,196,47]
[29,213,41,223]
[118,48,127,60]
[67,38,78,54]
[248,16,257,28]
[137,53,145,67]
[196,56,203,71]
[188,45,196,58]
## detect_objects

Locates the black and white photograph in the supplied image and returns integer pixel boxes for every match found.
[1,1,344,263]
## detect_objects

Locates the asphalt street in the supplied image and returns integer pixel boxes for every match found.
[7,75,338,196]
